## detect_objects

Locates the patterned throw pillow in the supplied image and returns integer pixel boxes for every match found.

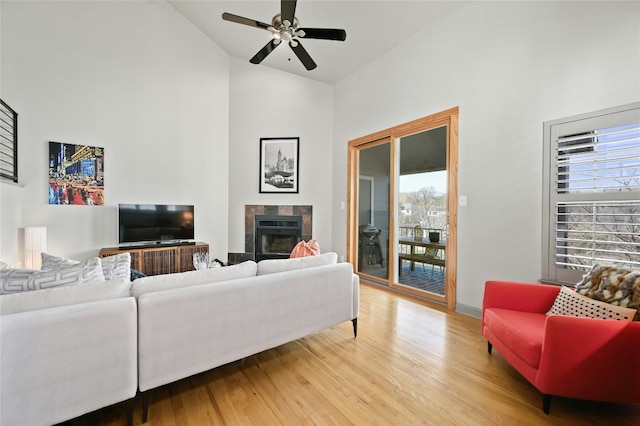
[99,253,131,281]
[547,286,636,321]
[0,257,105,294]
[41,252,131,281]
[0,278,131,315]
[574,264,640,315]
[41,252,78,270]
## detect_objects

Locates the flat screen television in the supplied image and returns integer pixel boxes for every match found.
[118,204,194,246]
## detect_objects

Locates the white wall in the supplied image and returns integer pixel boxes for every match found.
[0,1,230,264]
[227,58,334,254]
[332,1,640,310]
[3,1,637,312]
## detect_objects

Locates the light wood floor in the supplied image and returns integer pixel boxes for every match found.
[62,282,639,425]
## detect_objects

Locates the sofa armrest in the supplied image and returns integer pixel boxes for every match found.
[1,297,138,425]
[352,273,360,319]
[536,315,640,401]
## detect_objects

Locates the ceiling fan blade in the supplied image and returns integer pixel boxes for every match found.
[290,41,317,71]
[281,0,297,25]
[250,40,280,65]
[299,28,347,41]
[222,12,271,31]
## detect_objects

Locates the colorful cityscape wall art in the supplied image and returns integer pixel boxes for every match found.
[49,141,104,205]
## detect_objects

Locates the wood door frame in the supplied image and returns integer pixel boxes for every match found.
[347,107,459,310]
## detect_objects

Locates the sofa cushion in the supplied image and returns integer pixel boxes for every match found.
[575,264,640,315]
[42,252,131,281]
[257,252,337,276]
[132,260,257,298]
[0,257,105,295]
[547,286,636,321]
[0,278,131,315]
[483,308,546,369]
[290,239,320,258]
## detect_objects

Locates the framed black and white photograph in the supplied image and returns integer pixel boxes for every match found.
[259,137,299,193]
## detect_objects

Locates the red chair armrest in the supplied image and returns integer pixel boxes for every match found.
[536,315,640,400]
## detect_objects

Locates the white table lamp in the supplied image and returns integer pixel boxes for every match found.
[24,226,47,269]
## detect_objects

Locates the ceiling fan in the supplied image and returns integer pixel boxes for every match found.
[222,0,346,71]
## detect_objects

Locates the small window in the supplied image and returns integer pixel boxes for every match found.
[542,103,640,284]
[0,99,18,183]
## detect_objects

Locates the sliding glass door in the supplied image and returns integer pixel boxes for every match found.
[348,108,458,309]
[397,126,448,298]
[356,139,390,281]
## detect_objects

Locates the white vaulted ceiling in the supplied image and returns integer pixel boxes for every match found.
[168,0,467,84]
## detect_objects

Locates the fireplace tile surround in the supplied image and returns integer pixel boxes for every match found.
[227,205,312,264]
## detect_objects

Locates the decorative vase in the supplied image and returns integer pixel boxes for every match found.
[413,225,423,241]
[429,232,440,243]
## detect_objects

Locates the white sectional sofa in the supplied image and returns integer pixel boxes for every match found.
[0,251,359,425]
[133,252,359,422]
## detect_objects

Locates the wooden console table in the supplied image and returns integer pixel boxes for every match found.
[99,242,209,276]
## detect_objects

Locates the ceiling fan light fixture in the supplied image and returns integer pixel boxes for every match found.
[222,0,346,71]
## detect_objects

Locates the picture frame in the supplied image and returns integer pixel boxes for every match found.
[259,137,299,193]
[48,141,105,205]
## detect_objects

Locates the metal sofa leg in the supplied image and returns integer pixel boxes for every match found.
[124,396,135,426]
[352,318,358,337]
[142,390,151,423]
[487,341,492,354]
[543,394,552,414]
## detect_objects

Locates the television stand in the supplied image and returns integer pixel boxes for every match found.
[99,242,209,276]
[119,240,196,250]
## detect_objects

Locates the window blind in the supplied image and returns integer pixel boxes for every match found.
[553,120,640,276]
[557,124,640,194]
[555,201,640,270]
[0,99,18,183]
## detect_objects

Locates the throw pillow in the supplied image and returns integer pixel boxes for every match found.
[290,239,320,258]
[100,253,132,281]
[575,264,640,314]
[0,278,131,315]
[132,260,258,298]
[41,252,77,270]
[546,286,636,321]
[257,252,338,276]
[0,257,105,295]
[42,252,131,281]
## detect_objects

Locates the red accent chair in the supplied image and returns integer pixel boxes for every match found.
[482,280,640,413]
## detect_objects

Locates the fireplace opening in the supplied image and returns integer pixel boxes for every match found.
[255,215,302,261]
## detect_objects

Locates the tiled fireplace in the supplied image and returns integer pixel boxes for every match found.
[254,215,303,261]
[227,205,312,264]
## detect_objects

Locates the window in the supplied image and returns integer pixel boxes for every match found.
[542,103,640,283]
[0,99,18,183]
